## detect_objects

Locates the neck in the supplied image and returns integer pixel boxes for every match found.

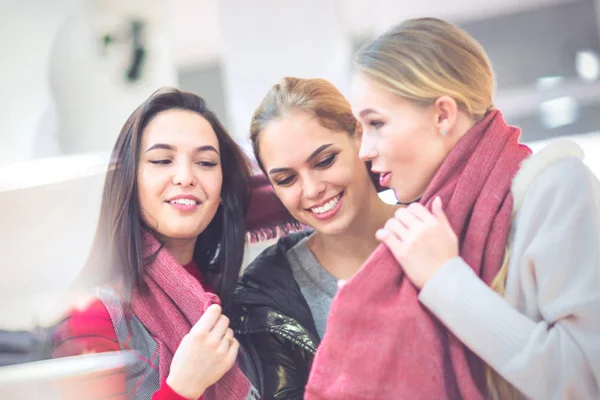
[309,188,398,280]
[161,236,197,265]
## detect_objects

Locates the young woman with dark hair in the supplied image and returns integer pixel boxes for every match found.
[52,88,259,400]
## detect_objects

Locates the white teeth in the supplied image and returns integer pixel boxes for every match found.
[311,194,340,214]
[170,199,197,206]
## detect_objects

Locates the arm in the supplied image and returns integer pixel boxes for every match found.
[53,299,189,400]
[248,332,312,400]
[419,158,600,399]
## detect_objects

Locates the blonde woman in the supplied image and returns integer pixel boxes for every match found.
[306,18,600,400]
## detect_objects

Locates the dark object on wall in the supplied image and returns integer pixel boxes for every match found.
[101,19,147,84]
[126,20,146,83]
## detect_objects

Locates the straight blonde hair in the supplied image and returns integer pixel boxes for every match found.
[356,18,495,120]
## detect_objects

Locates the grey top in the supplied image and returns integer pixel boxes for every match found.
[286,236,338,339]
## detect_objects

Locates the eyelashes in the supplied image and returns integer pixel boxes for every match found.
[315,153,336,168]
[273,153,338,187]
[369,120,384,129]
[148,160,218,168]
[275,175,296,186]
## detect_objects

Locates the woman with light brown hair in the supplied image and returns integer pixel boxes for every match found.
[229,77,398,399]
[305,18,600,400]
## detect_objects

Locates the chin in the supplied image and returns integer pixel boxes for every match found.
[394,191,422,204]
[311,215,353,236]
[157,226,204,241]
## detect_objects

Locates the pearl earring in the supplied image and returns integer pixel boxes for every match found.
[440,128,447,136]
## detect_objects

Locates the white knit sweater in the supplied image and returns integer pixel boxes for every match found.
[419,141,600,400]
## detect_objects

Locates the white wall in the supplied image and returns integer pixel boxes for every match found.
[52,0,178,154]
[0,0,178,329]
[0,153,109,330]
[0,0,178,166]
[0,0,79,166]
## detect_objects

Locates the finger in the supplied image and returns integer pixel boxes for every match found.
[406,203,436,223]
[208,315,230,343]
[432,196,451,227]
[190,304,222,335]
[217,333,231,355]
[376,228,406,263]
[226,337,240,364]
[395,207,422,228]
[384,217,410,240]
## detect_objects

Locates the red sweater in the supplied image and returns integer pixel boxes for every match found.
[53,261,212,400]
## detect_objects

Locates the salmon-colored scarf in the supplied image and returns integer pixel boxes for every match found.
[131,233,252,400]
[305,110,531,400]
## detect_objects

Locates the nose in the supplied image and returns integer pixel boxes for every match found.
[359,132,379,162]
[172,162,196,187]
[302,173,326,201]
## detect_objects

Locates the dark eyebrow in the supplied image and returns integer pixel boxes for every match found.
[268,144,333,175]
[195,145,219,155]
[359,108,379,118]
[145,143,173,152]
[306,144,333,163]
[145,143,219,155]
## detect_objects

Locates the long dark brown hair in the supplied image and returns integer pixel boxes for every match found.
[82,88,251,309]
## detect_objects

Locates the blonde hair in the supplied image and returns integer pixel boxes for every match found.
[487,249,523,400]
[249,77,357,171]
[356,18,495,120]
[358,18,519,398]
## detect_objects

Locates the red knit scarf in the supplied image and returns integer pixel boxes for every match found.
[246,174,303,242]
[131,233,251,400]
[305,110,531,400]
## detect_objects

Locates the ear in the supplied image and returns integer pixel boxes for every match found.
[433,96,458,136]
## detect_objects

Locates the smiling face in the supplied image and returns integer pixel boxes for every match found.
[351,74,451,203]
[137,109,223,242]
[258,111,374,235]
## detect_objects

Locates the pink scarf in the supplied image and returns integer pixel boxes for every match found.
[305,110,531,400]
[131,233,251,400]
[246,174,303,242]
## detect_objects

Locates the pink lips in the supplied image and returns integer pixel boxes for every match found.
[379,172,392,187]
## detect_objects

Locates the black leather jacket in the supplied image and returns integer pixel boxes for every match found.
[230,231,320,400]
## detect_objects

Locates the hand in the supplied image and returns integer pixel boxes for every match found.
[376,197,458,288]
[166,304,239,399]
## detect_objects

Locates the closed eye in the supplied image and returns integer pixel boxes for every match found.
[314,153,336,169]
[196,161,218,168]
[274,174,296,186]
[149,159,171,165]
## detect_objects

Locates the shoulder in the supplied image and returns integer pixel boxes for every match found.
[521,156,597,214]
[513,140,599,216]
[52,297,119,358]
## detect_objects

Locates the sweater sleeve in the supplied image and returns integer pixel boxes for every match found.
[418,157,600,400]
[53,299,190,400]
